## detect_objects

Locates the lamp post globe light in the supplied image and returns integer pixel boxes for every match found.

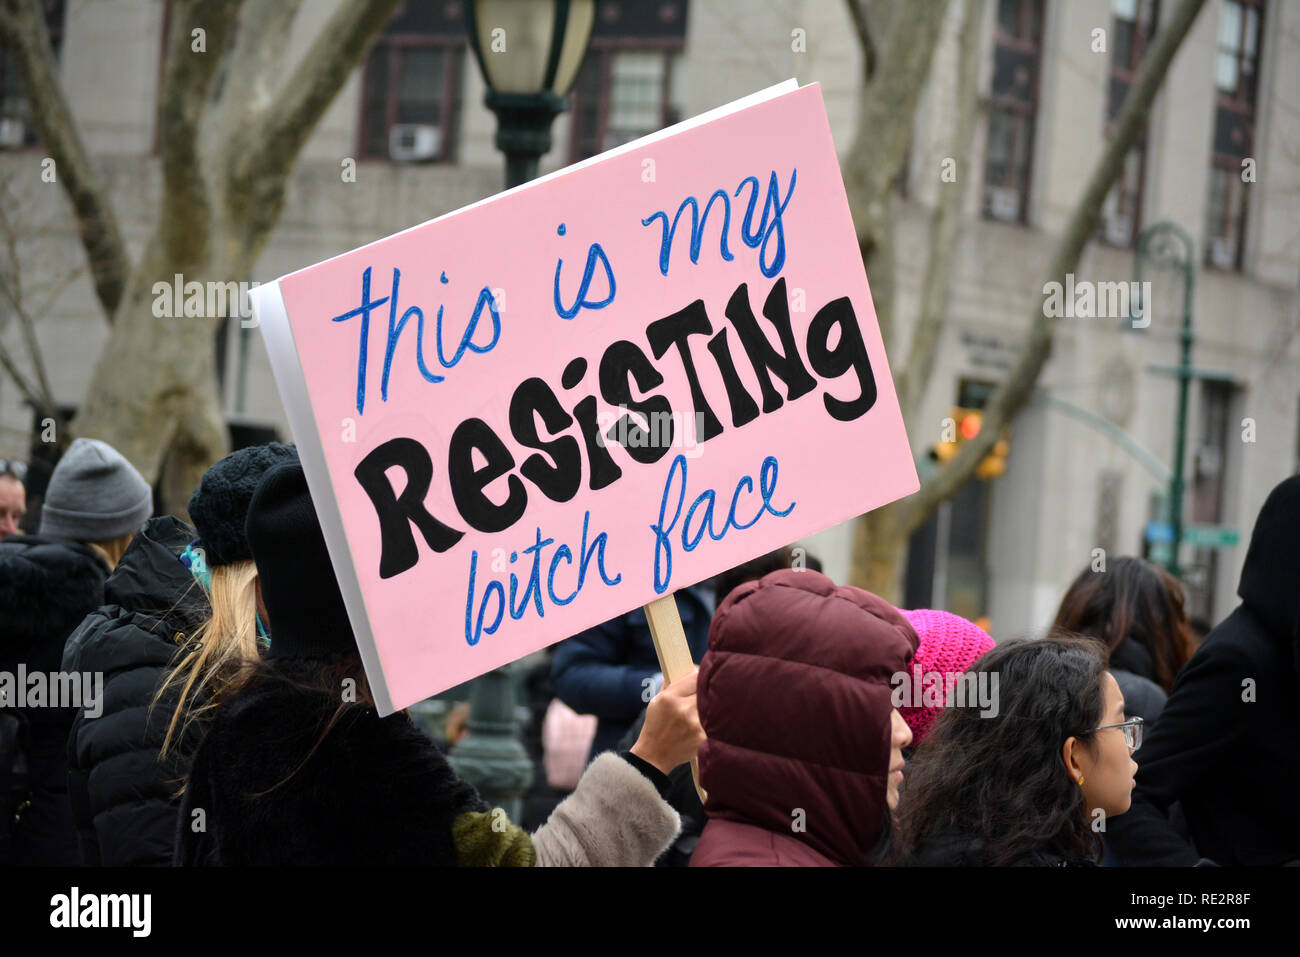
[446,0,596,822]
[465,0,597,189]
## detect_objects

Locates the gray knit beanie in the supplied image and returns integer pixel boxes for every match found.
[39,437,153,541]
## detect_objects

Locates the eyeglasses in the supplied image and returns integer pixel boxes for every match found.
[1083,716,1144,751]
[0,459,25,481]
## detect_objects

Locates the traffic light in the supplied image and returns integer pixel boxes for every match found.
[975,433,1010,480]
[931,406,974,462]
[929,406,1010,480]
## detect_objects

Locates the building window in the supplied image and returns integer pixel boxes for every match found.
[358,3,467,164]
[1185,380,1234,621]
[567,1,687,162]
[1100,0,1158,247]
[1204,0,1264,271]
[982,0,1044,223]
[0,0,66,150]
[1096,470,1124,557]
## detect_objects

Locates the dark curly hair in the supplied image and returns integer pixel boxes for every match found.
[895,636,1109,866]
[1052,556,1193,692]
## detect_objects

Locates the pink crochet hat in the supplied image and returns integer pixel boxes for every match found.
[896,608,995,744]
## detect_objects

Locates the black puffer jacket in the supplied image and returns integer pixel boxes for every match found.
[0,534,110,866]
[62,516,209,866]
[1108,475,1300,866]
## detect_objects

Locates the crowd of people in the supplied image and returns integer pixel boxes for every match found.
[0,437,1296,867]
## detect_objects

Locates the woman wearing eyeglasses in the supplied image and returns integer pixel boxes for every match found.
[897,636,1140,867]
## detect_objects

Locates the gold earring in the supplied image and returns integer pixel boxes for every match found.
[1078,775,1085,786]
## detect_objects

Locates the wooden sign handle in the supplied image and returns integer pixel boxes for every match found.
[643,594,707,806]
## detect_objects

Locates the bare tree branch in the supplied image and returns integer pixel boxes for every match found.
[0,294,55,413]
[0,0,130,319]
[842,0,953,352]
[155,0,246,269]
[843,0,951,214]
[205,0,302,167]
[895,0,1211,536]
[227,0,399,246]
[0,172,58,418]
[844,0,878,82]
[0,337,45,411]
[0,276,60,427]
[896,0,987,417]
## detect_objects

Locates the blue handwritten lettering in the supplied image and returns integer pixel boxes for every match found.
[650,453,796,594]
[330,266,390,415]
[336,266,503,415]
[733,169,797,278]
[641,170,796,280]
[641,189,735,276]
[381,268,445,402]
[554,223,617,319]
[509,527,554,621]
[463,551,507,647]
[465,511,622,646]
[437,286,501,367]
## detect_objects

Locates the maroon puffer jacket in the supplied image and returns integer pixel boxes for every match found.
[690,569,917,866]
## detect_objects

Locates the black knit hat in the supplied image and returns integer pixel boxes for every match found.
[245,461,357,660]
[189,442,298,567]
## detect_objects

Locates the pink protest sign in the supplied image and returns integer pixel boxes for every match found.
[253,81,918,715]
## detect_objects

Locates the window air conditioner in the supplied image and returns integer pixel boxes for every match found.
[986,186,1020,221]
[1195,445,1222,478]
[1209,237,1236,269]
[389,124,441,163]
[1104,214,1132,246]
[0,118,26,149]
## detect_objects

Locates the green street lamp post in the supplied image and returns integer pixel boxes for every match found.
[465,0,596,190]
[449,0,596,822]
[1133,221,1196,578]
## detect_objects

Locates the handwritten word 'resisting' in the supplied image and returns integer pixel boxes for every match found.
[351,276,877,580]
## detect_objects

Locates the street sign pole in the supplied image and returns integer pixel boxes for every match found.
[1134,221,1196,578]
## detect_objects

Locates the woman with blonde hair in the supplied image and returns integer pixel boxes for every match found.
[178,462,697,866]
[156,442,297,758]
[61,442,296,865]
[0,437,153,865]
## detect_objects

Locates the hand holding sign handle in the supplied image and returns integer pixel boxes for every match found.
[641,594,708,805]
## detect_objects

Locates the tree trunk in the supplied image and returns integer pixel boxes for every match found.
[71,237,228,515]
[64,0,400,513]
[851,502,906,602]
[893,0,1209,541]
[841,0,952,355]
[847,0,1210,607]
